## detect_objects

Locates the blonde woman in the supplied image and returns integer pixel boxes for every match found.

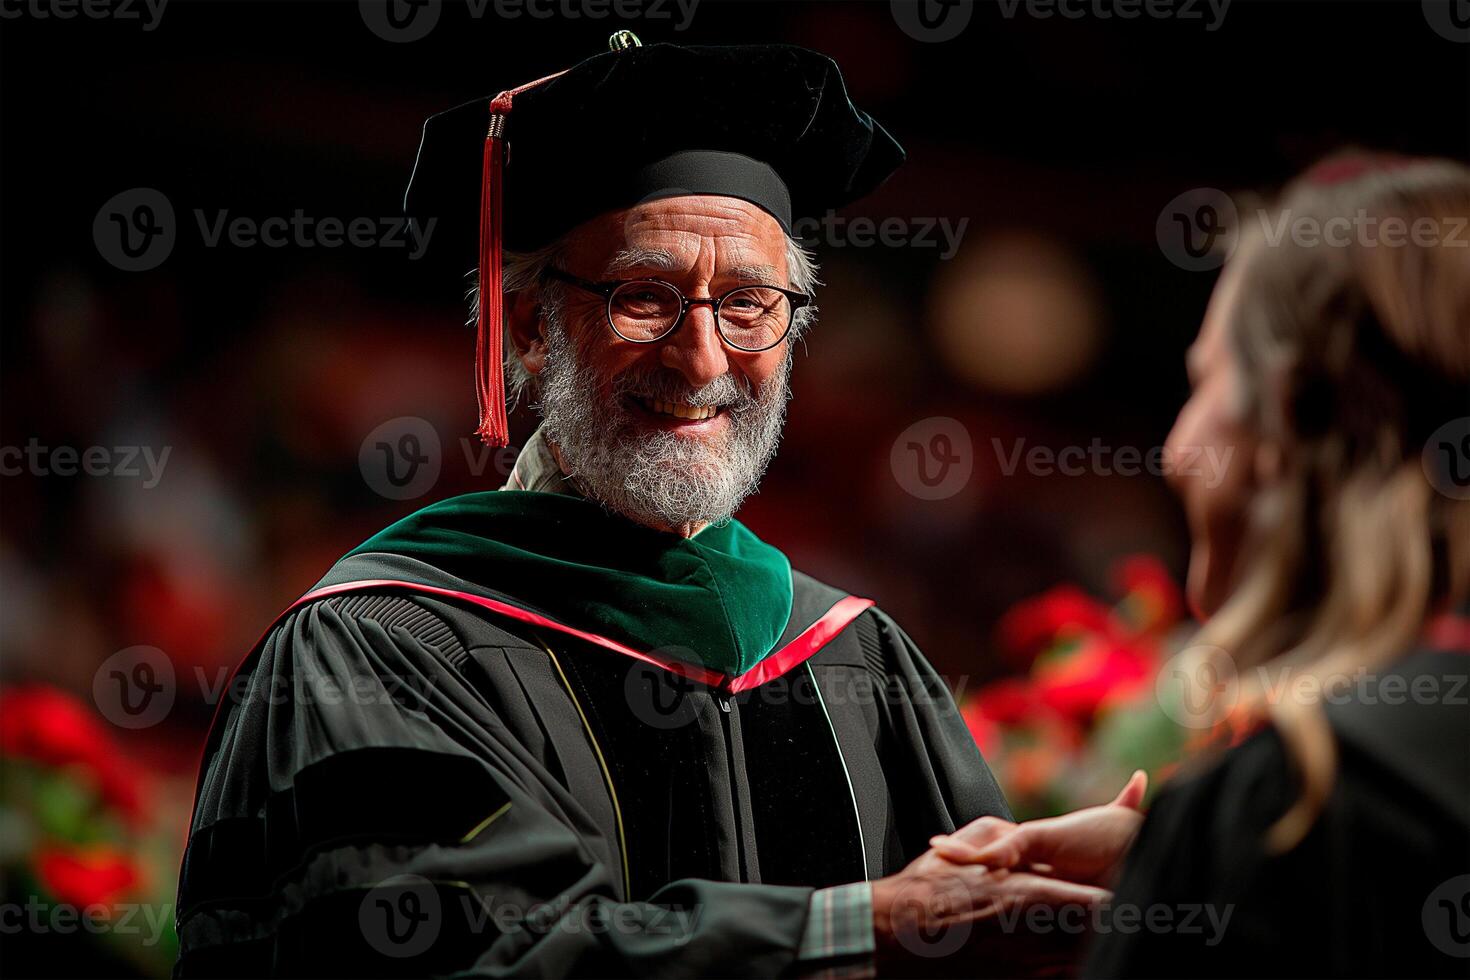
[936,155,1470,977]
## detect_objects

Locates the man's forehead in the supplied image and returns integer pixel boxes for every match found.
[567,196,788,273]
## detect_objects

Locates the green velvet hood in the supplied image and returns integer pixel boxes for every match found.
[348,491,794,678]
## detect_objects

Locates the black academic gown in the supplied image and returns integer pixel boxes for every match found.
[1085,641,1470,979]
[175,551,1010,978]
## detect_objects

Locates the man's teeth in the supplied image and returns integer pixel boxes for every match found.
[641,398,718,421]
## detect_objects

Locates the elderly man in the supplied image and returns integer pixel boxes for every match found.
[176,38,1113,978]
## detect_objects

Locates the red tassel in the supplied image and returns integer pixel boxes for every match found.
[472,75,566,448]
[474,105,510,448]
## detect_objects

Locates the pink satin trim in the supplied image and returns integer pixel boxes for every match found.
[289,579,876,694]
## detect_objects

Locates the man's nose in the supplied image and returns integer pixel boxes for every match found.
[659,303,730,388]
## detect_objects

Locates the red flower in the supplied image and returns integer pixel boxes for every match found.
[34,845,141,909]
[1031,636,1155,723]
[960,700,1001,758]
[1111,554,1184,639]
[0,685,146,821]
[996,586,1120,669]
[968,678,1037,726]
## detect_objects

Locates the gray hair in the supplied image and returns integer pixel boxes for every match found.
[470,233,821,409]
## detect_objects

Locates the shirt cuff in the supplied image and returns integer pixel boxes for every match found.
[795,881,875,976]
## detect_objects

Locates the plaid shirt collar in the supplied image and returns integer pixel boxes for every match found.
[499,424,581,497]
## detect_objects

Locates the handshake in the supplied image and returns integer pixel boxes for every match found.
[870,771,1149,977]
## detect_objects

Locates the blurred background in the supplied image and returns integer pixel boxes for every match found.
[1,0,1466,974]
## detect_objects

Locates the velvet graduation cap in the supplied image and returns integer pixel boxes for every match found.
[403,34,905,446]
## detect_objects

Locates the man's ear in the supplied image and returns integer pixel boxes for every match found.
[506,290,549,376]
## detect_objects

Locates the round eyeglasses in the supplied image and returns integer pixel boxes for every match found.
[545,267,811,353]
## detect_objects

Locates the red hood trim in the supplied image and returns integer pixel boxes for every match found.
[287,579,874,695]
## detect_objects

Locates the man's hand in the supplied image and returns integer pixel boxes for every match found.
[930,771,1148,887]
[870,820,1112,977]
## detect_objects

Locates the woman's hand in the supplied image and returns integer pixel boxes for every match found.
[929,770,1148,887]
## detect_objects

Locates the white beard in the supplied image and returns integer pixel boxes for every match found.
[534,311,793,531]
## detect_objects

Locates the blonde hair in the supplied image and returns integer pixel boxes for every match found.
[1192,154,1470,850]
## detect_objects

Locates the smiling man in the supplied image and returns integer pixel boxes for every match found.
[176,38,1111,979]
[504,196,811,538]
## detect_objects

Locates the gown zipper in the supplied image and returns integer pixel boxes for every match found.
[715,686,748,880]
